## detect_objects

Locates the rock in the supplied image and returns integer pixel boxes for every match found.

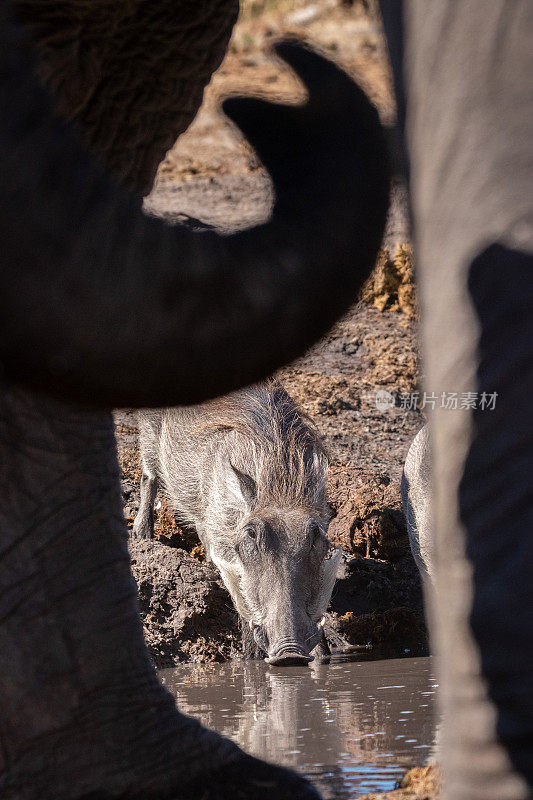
[129,538,241,667]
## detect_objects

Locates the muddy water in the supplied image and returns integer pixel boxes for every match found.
[160,656,439,798]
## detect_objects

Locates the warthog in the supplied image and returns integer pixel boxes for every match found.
[401,424,434,587]
[134,382,341,666]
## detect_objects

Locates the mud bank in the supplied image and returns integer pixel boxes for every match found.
[129,539,240,667]
[359,766,440,799]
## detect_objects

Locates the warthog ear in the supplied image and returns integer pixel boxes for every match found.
[229,462,257,510]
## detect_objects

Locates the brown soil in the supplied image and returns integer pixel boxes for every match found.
[115,0,427,670]
[327,466,408,560]
[357,765,441,799]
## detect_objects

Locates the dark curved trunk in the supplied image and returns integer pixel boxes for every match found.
[0,7,389,408]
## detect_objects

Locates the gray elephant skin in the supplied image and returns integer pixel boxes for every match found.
[381,2,533,798]
[0,1,390,799]
[134,382,341,666]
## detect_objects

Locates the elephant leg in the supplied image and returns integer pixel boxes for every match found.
[132,469,158,539]
[0,387,319,800]
[402,2,533,797]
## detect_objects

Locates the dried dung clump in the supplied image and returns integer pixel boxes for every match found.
[397,765,441,797]
[328,466,409,561]
[361,244,417,318]
[361,325,420,393]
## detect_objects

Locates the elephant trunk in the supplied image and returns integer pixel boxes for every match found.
[0,9,390,408]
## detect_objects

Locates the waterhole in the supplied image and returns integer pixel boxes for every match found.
[160,655,438,798]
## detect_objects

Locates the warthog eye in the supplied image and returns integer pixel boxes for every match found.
[236,524,259,559]
[307,520,321,544]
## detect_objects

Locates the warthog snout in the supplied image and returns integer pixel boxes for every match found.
[267,649,314,667]
[266,626,323,665]
[252,622,321,665]
[245,527,330,665]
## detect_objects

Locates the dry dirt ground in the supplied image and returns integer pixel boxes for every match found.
[116,0,427,677]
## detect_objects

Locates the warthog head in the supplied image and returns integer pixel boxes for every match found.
[238,508,341,665]
[211,461,341,666]
[199,385,344,665]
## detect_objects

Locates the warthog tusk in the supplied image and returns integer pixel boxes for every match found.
[319,616,326,627]
[249,620,256,631]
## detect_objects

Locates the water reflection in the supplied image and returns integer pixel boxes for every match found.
[160,656,438,798]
